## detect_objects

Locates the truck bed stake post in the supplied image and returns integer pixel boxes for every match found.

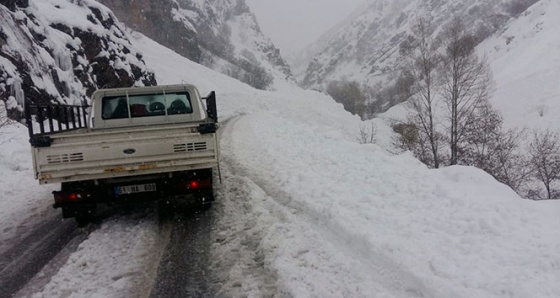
[47,106,54,133]
[56,106,62,131]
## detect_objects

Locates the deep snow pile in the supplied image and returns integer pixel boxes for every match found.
[2,1,560,297]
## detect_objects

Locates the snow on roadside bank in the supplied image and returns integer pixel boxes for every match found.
[218,112,560,297]
[0,121,58,255]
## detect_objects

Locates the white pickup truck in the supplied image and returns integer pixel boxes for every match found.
[25,84,220,223]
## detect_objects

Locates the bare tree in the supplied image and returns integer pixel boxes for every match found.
[461,100,531,193]
[326,80,366,118]
[440,18,494,165]
[460,99,502,169]
[493,128,532,193]
[392,122,418,153]
[528,130,560,200]
[400,16,442,168]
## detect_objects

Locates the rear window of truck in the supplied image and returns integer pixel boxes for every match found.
[101,92,193,120]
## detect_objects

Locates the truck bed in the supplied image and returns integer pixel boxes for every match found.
[31,122,219,184]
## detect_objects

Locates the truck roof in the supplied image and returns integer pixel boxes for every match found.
[91,84,200,98]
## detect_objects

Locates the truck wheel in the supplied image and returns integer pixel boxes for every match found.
[76,208,96,226]
[62,205,95,227]
[197,190,214,211]
[75,214,92,227]
[199,202,212,211]
[157,201,173,222]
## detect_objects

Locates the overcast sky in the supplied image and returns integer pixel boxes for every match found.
[245,0,367,55]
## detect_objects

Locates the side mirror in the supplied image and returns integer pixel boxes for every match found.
[203,91,218,122]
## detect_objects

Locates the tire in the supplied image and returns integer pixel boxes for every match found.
[157,200,173,223]
[62,205,96,226]
[75,214,92,227]
[199,202,212,211]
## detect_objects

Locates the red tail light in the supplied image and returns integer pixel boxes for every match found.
[178,178,212,190]
[190,181,200,189]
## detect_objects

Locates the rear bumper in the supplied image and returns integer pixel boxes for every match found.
[53,169,214,209]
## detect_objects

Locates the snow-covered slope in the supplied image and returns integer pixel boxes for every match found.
[299,0,518,91]
[3,20,559,298]
[97,0,293,89]
[481,0,560,131]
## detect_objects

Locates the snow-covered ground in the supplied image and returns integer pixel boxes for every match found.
[2,0,560,297]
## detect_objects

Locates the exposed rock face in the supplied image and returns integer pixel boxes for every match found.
[3,0,28,11]
[98,0,201,62]
[98,0,292,89]
[0,0,156,121]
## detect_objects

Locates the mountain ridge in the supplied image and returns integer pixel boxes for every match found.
[298,0,529,98]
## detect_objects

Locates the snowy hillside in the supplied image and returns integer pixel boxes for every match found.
[2,14,560,298]
[482,0,560,131]
[97,0,293,89]
[299,0,522,91]
[381,0,560,134]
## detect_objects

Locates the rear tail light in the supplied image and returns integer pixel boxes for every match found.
[190,181,200,189]
[179,178,212,190]
[53,191,89,205]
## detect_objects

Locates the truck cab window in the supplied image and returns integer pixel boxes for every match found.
[102,92,192,119]
[168,98,192,115]
[102,97,129,119]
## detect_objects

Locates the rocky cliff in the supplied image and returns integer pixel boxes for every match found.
[0,0,156,120]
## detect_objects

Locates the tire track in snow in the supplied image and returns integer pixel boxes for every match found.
[149,209,216,298]
[209,166,285,297]
[220,115,462,298]
[204,116,284,296]
[0,211,82,298]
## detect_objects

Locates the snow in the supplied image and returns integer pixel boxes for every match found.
[480,0,560,131]
[1,0,560,297]
[34,216,165,298]
[0,123,58,255]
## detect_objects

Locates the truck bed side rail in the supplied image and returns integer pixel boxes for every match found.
[24,102,90,147]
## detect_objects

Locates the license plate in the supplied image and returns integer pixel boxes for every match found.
[115,183,157,195]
